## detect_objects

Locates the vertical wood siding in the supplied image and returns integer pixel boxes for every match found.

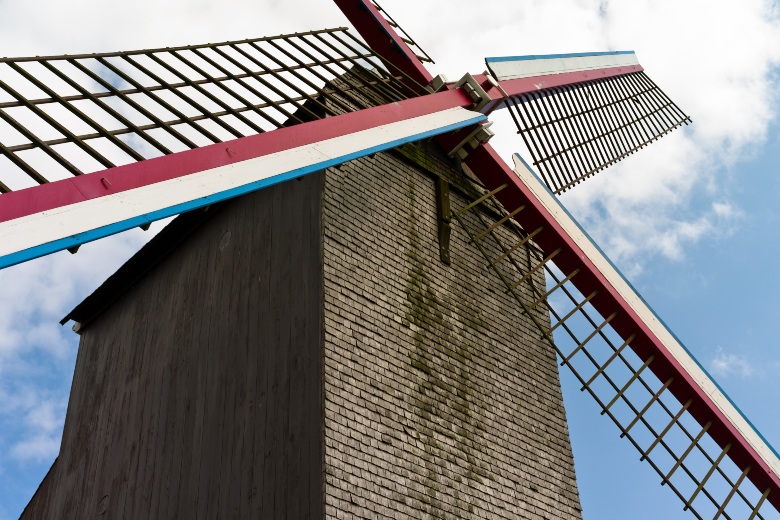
[22,172,324,519]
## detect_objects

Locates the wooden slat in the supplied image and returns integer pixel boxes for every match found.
[20,173,325,518]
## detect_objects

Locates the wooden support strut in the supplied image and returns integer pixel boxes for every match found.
[561,311,617,366]
[548,290,598,336]
[684,443,732,510]
[638,399,692,462]
[528,267,580,311]
[489,226,543,268]
[602,355,655,414]
[659,420,711,479]
[435,177,451,265]
[581,333,635,390]
[749,489,772,520]
[472,205,526,243]
[621,377,674,437]
[713,465,752,520]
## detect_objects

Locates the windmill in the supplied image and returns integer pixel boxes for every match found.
[1,1,778,519]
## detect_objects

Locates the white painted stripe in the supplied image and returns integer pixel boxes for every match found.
[489,52,640,81]
[512,154,780,478]
[0,107,481,259]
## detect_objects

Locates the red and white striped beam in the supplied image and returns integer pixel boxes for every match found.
[333,0,433,89]
[491,50,642,90]
[0,90,483,270]
[1,45,648,271]
[463,142,780,511]
[480,51,644,114]
[333,0,644,110]
[488,50,641,80]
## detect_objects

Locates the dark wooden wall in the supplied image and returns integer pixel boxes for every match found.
[22,172,324,519]
[321,150,582,519]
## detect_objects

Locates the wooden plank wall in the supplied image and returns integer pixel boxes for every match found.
[22,172,324,519]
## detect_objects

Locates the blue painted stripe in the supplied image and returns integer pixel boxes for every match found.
[513,152,780,461]
[486,50,635,63]
[0,114,486,271]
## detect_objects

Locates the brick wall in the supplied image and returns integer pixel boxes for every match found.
[322,145,583,519]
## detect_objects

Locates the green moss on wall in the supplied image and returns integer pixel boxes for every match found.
[403,177,493,516]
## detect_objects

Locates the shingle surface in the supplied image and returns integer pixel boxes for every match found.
[322,147,583,519]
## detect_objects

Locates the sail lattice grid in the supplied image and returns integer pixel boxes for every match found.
[0,28,419,194]
[504,71,692,194]
[368,0,434,65]
[451,186,778,520]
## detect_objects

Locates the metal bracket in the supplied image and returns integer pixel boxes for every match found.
[447,121,495,160]
[435,177,451,265]
[482,70,500,90]
[454,73,491,112]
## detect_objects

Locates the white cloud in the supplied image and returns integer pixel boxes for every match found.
[0,227,156,360]
[0,382,66,466]
[9,397,64,463]
[11,434,61,463]
[709,347,757,378]
[0,0,345,57]
[0,227,164,474]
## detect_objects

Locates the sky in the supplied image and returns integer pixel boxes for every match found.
[0,0,778,518]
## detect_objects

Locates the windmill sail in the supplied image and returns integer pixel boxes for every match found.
[487,52,692,194]
[0,29,415,192]
[369,0,435,66]
[0,29,485,269]
[450,153,779,518]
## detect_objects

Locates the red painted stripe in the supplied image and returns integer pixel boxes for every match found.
[333,0,433,87]
[432,66,648,155]
[479,64,645,114]
[0,89,472,225]
[460,142,780,509]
